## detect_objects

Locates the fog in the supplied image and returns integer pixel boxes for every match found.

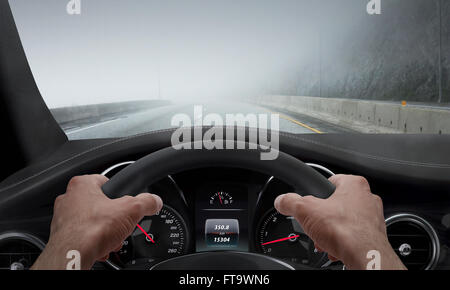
[9,0,321,108]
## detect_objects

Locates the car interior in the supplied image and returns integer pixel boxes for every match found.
[0,0,449,271]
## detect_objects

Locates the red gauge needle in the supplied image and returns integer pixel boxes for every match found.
[136,224,155,244]
[218,193,223,204]
[261,235,300,246]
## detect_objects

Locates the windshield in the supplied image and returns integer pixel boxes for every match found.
[9,0,450,138]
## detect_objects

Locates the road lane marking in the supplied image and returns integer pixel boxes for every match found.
[260,108,323,134]
[66,119,118,135]
[278,113,323,134]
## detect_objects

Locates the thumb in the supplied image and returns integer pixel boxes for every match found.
[274,193,317,224]
[134,193,163,216]
[119,193,163,223]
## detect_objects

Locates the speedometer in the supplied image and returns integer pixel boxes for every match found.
[107,205,189,269]
[257,209,327,267]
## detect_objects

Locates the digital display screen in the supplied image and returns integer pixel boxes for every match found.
[195,185,249,252]
[205,219,239,247]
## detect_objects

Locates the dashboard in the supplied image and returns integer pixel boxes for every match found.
[0,133,449,270]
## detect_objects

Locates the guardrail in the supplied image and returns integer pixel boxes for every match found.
[252,96,450,134]
[50,100,171,125]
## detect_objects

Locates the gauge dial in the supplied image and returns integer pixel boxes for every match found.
[210,191,233,206]
[257,209,327,267]
[108,205,188,269]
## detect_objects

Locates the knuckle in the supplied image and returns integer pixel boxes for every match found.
[54,195,65,207]
[92,174,109,185]
[351,176,369,189]
[129,199,143,213]
[372,194,383,207]
[301,196,318,208]
[294,199,306,212]
[121,195,134,203]
[302,195,316,202]
[67,176,84,188]
[355,176,368,185]
[372,194,382,202]
[329,174,347,188]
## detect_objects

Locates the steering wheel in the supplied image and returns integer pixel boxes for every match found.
[102,141,335,270]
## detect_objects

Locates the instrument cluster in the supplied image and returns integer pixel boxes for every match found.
[99,162,337,270]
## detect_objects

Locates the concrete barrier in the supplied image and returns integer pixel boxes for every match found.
[253,95,450,134]
[50,100,171,125]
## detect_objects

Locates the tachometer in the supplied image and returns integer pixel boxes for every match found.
[257,209,327,267]
[107,205,188,269]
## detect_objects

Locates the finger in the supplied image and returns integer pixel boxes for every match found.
[274,193,301,216]
[99,254,109,262]
[134,193,163,216]
[274,193,316,225]
[89,174,109,187]
[67,175,110,195]
[328,174,346,187]
[328,254,338,262]
[329,175,371,194]
[119,193,163,223]
[113,244,123,252]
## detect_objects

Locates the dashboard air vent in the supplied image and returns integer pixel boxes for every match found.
[386,214,439,270]
[0,233,45,270]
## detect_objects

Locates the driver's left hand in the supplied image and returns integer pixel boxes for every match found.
[32,175,163,270]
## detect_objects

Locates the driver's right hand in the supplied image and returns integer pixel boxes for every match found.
[274,174,406,270]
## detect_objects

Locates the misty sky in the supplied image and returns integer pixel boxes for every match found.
[9,0,322,108]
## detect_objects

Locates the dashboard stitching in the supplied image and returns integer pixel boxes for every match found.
[1,127,450,193]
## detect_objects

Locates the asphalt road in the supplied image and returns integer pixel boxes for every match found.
[64,101,354,140]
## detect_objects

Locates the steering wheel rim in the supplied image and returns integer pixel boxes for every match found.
[102,141,335,199]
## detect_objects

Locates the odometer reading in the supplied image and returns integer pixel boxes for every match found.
[108,205,188,269]
[205,219,239,248]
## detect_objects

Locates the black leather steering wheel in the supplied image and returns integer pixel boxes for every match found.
[101,141,335,270]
